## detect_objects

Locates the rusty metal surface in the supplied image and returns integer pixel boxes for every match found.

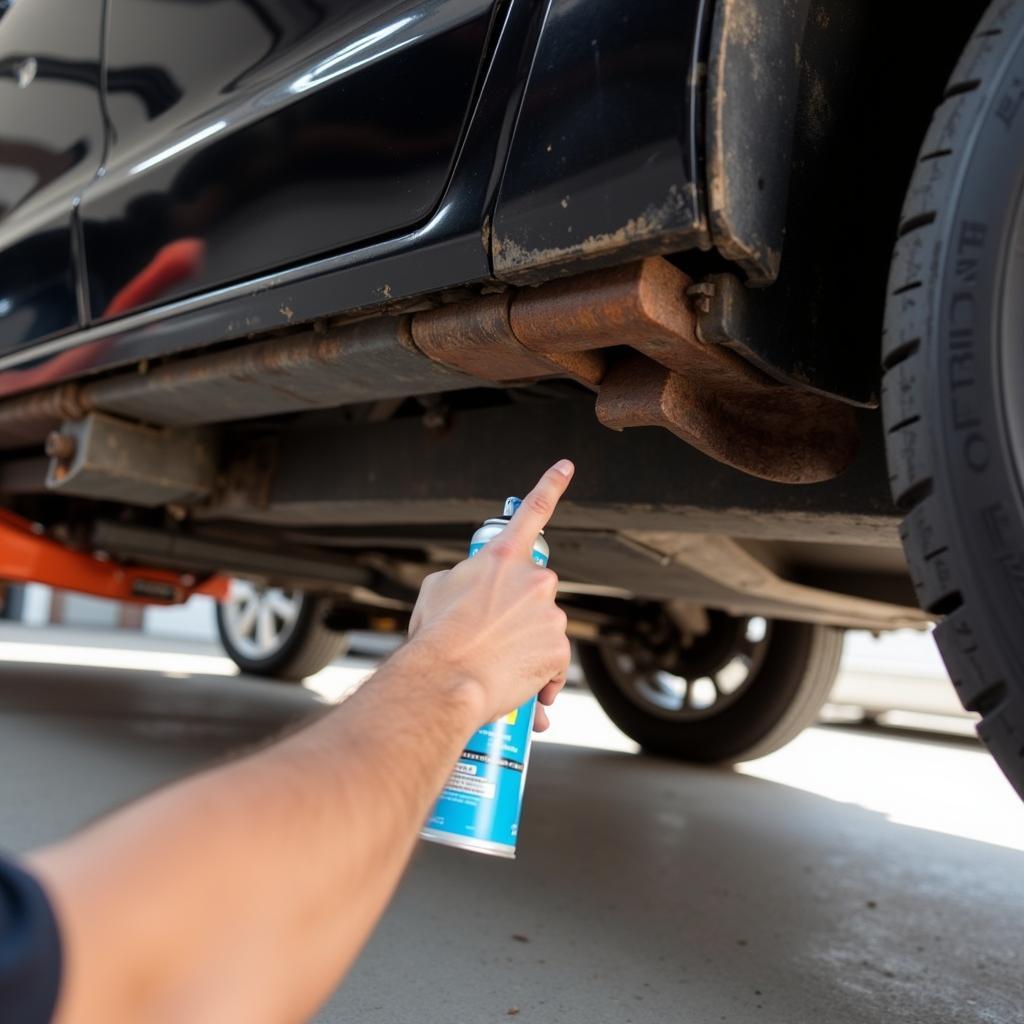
[81,317,479,428]
[0,257,858,485]
[595,353,858,485]
[45,412,217,507]
[412,292,605,387]
[0,386,83,451]
[513,259,761,385]
[706,0,813,284]
[44,432,76,460]
[512,258,859,483]
[512,258,773,389]
[511,259,694,355]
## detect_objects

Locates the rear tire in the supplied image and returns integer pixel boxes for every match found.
[216,582,347,681]
[882,0,1024,797]
[578,615,843,763]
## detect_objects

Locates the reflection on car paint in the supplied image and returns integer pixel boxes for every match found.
[80,0,496,318]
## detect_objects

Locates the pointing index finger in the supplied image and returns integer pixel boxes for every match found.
[501,459,575,552]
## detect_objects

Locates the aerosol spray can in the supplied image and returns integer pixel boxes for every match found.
[421,496,550,858]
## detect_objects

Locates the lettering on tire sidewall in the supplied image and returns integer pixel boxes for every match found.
[938,48,1024,635]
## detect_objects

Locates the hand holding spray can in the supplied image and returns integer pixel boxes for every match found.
[421,496,550,858]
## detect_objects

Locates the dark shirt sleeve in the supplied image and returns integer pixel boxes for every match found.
[0,853,62,1024]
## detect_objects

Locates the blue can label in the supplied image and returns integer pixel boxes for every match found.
[424,693,537,852]
[423,509,548,856]
[469,541,549,566]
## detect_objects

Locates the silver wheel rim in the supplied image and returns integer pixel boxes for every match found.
[600,615,772,722]
[222,579,303,660]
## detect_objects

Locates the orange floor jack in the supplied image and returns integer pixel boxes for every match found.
[0,509,227,606]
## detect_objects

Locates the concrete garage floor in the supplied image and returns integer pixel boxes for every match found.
[0,634,1022,1023]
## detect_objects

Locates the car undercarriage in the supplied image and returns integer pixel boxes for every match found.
[5,0,1024,790]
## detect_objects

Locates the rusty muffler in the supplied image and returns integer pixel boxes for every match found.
[414,257,859,483]
[512,259,859,483]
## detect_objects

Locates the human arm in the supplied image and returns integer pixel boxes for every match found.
[28,459,574,1024]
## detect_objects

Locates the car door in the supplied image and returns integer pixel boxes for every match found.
[0,0,107,354]
[79,0,499,321]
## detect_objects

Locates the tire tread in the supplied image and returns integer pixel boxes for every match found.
[883,0,1024,797]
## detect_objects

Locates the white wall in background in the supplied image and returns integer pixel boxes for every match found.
[62,593,121,628]
[12,583,218,642]
[21,584,52,626]
[842,627,944,676]
[143,595,218,642]
[833,626,965,719]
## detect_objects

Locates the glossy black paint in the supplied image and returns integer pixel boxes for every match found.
[81,0,496,319]
[0,0,548,395]
[492,0,710,281]
[0,0,106,351]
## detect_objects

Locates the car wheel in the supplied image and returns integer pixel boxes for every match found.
[216,580,347,681]
[577,610,844,762]
[882,0,1024,797]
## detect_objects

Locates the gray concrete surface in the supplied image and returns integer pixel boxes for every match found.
[0,632,1022,1023]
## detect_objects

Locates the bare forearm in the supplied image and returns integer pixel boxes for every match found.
[31,641,482,1024]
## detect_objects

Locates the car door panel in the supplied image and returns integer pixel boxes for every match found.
[81,0,497,320]
[0,0,106,354]
[492,0,709,282]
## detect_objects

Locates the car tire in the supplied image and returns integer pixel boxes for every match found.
[578,615,844,763]
[216,582,347,681]
[882,0,1024,797]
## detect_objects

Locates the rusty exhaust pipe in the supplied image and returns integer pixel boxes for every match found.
[0,258,858,484]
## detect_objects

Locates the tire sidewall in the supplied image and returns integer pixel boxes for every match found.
[930,32,1024,687]
[581,620,824,762]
